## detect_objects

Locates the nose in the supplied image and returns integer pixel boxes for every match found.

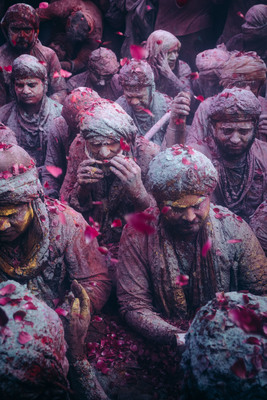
[230,131,241,144]
[0,218,11,231]
[99,145,111,158]
[129,97,140,106]
[22,85,31,94]
[182,207,196,222]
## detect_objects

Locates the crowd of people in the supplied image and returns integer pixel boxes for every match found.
[0,2,267,400]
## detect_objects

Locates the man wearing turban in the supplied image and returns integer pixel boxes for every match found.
[116,146,267,347]
[0,54,62,182]
[0,144,111,314]
[0,3,67,106]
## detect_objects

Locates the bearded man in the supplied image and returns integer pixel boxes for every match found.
[117,146,267,347]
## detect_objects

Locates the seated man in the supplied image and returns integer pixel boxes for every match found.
[194,87,267,223]
[117,146,267,347]
[186,51,267,146]
[0,3,67,105]
[116,59,188,146]
[67,47,123,101]
[0,143,111,313]
[60,99,152,247]
[0,280,108,400]
[43,87,100,198]
[0,54,62,183]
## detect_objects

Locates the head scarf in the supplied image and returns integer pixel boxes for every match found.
[88,47,119,75]
[0,281,69,400]
[0,144,49,280]
[119,59,155,89]
[11,54,48,94]
[61,87,100,131]
[146,30,181,61]
[1,3,39,39]
[147,146,218,203]
[209,88,261,123]
[79,99,137,146]
[242,4,267,39]
[220,51,267,88]
[196,47,230,78]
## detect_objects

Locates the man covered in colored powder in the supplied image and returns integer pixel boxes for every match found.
[117,146,267,347]
[0,3,66,106]
[67,48,122,101]
[0,143,111,314]
[193,87,267,224]
[0,280,109,400]
[0,54,62,183]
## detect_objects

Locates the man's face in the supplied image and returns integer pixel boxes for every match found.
[66,11,89,42]
[87,136,122,161]
[167,44,179,71]
[0,203,34,242]
[228,80,262,97]
[8,22,36,50]
[213,120,255,158]
[15,78,44,106]
[90,67,115,88]
[160,195,210,238]
[123,85,152,113]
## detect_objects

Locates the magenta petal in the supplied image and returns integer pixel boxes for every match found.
[176,274,189,286]
[18,331,33,345]
[55,307,68,317]
[130,45,147,60]
[23,301,37,310]
[45,165,62,178]
[201,238,212,257]
[13,310,26,322]
[228,307,262,333]
[231,358,247,379]
[0,283,16,296]
[0,297,11,306]
[84,225,99,244]
[245,337,261,345]
[111,218,122,228]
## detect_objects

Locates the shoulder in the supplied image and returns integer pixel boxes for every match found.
[34,42,58,60]
[178,59,191,76]
[47,97,63,114]
[0,101,15,120]
[46,198,87,230]
[251,139,267,167]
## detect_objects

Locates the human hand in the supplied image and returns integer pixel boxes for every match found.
[110,154,145,199]
[258,113,267,138]
[77,158,104,185]
[170,91,191,124]
[65,280,91,361]
[156,50,173,78]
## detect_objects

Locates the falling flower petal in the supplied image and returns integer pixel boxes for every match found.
[125,212,156,235]
[146,5,152,10]
[45,165,62,178]
[120,57,129,67]
[4,65,12,72]
[189,72,199,80]
[43,181,50,189]
[60,69,72,78]
[231,358,247,379]
[0,308,8,326]
[84,225,99,244]
[116,31,124,36]
[111,218,122,228]
[55,307,68,317]
[92,201,103,205]
[194,95,204,102]
[201,238,212,257]
[110,258,119,264]
[182,157,191,165]
[98,246,109,255]
[237,11,245,19]
[13,310,26,322]
[0,284,16,296]
[130,45,147,60]
[120,137,130,152]
[23,301,37,310]
[161,206,171,214]
[140,108,154,117]
[176,274,189,286]
[92,315,103,322]
[18,331,33,345]
[39,2,49,8]
[227,239,242,244]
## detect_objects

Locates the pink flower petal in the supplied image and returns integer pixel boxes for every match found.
[18,331,33,345]
[194,95,204,102]
[0,308,8,326]
[245,337,261,345]
[0,297,11,306]
[229,307,262,333]
[125,212,156,235]
[237,11,245,19]
[84,225,99,244]
[231,358,247,379]
[39,2,49,8]
[182,157,191,165]
[92,315,103,322]
[53,71,60,79]
[60,69,72,78]
[120,57,129,67]
[92,201,103,205]
[189,72,199,80]
[146,5,152,10]
[98,246,109,255]
[116,31,124,36]
[13,310,26,322]
[227,239,242,244]
[45,165,62,178]
[111,219,122,228]
[4,65,12,72]
[0,284,16,296]
[161,206,171,214]
[130,45,147,60]
[175,118,184,125]
[120,138,130,152]
[175,274,189,286]
[55,307,68,317]
[140,108,154,117]
[201,238,212,257]
[22,301,37,310]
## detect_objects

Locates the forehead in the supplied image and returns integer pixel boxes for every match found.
[88,136,117,145]
[9,22,33,29]
[168,44,179,53]
[124,85,148,95]
[216,120,254,129]
[0,204,24,215]
[15,77,42,84]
